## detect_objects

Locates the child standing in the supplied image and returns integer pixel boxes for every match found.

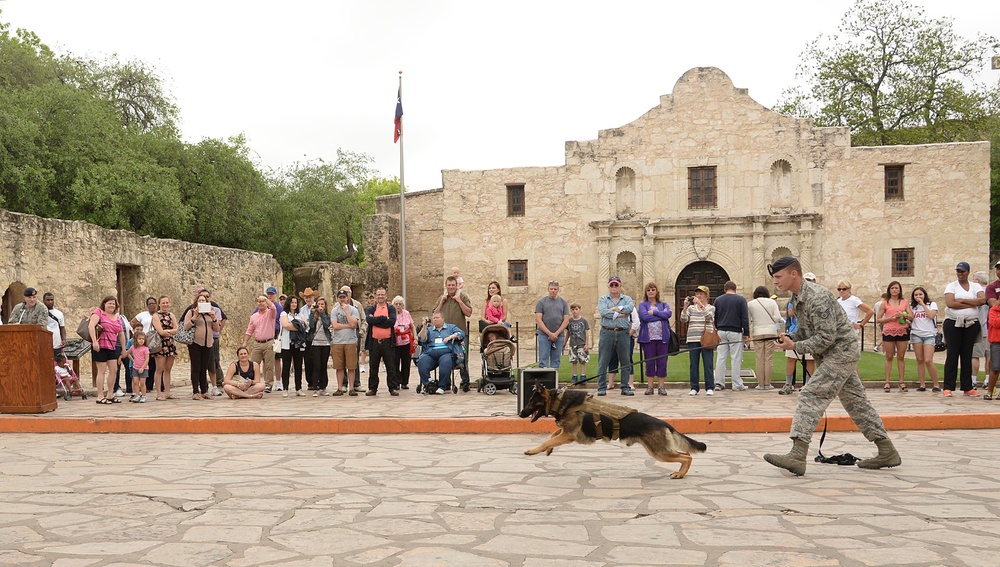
[566,303,591,385]
[128,330,150,403]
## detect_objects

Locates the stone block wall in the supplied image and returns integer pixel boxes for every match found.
[0,210,282,358]
[375,189,444,320]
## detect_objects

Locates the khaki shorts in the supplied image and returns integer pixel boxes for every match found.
[973,335,989,359]
[331,343,358,370]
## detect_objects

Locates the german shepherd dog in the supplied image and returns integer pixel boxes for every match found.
[519,383,707,478]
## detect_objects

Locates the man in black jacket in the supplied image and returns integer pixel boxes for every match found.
[713,281,750,390]
[364,288,400,396]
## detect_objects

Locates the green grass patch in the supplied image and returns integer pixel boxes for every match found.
[537,350,946,385]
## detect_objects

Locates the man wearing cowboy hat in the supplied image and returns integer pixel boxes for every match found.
[299,287,318,389]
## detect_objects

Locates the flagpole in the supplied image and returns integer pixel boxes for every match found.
[398,70,407,301]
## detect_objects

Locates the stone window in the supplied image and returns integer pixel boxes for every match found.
[508,260,528,287]
[891,248,914,277]
[770,160,792,208]
[884,165,904,201]
[507,184,525,217]
[688,166,717,209]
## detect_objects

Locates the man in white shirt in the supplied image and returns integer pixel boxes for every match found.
[42,292,65,359]
[131,297,159,392]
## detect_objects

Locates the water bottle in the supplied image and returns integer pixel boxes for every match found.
[898,313,906,325]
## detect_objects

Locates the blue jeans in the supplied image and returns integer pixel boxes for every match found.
[537,333,566,369]
[418,348,454,390]
[597,329,632,392]
[688,341,715,392]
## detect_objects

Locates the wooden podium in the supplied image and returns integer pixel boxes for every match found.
[0,325,57,413]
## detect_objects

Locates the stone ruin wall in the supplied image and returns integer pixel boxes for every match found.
[0,210,283,359]
[374,189,443,321]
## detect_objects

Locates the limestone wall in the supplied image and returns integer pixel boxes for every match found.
[0,210,282,356]
[372,67,991,346]
[822,141,991,302]
[375,189,444,320]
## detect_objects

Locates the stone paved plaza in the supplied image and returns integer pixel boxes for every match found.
[1,430,998,566]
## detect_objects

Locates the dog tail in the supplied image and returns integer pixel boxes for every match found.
[672,431,707,454]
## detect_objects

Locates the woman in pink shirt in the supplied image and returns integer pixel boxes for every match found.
[89,296,126,404]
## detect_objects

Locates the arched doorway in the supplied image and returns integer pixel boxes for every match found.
[674,262,730,340]
[2,282,27,323]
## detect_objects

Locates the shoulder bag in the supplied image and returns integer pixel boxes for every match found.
[146,329,163,354]
[173,313,195,345]
[700,316,720,350]
[76,314,102,343]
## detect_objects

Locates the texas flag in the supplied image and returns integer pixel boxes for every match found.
[394,87,403,143]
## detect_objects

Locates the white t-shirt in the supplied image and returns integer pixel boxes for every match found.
[134,311,154,333]
[47,307,65,349]
[911,302,938,338]
[944,281,984,320]
[837,295,864,324]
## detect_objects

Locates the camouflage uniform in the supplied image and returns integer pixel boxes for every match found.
[7,301,50,326]
[787,281,888,443]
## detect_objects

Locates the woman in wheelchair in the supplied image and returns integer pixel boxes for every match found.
[416,312,465,395]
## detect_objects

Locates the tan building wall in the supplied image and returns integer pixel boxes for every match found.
[1,210,282,356]
[375,67,991,337]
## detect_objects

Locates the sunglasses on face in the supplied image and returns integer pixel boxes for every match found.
[837,287,848,291]
[609,282,620,287]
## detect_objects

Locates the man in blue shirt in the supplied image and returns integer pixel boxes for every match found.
[595,276,635,396]
[416,312,465,394]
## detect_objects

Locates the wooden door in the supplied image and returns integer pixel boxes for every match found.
[674,261,730,342]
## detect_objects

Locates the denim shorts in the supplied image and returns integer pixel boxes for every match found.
[909,335,936,346]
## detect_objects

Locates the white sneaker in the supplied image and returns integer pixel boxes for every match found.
[211,387,221,397]
[282,391,288,398]
[296,390,305,397]
[114,389,125,397]
[706,389,714,396]
[360,364,367,373]
[734,385,749,391]
[435,388,445,395]
[688,389,698,396]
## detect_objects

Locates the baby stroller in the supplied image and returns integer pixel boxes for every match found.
[55,359,87,401]
[477,324,517,395]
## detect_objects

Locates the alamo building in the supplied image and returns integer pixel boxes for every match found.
[377,67,990,328]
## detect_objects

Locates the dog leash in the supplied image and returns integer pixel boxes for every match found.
[813,414,860,465]
[569,339,750,386]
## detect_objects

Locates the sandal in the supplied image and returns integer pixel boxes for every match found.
[884,383,891,393]
[96,398,111,404]
[899,382,908,392]
[109,397,121,403]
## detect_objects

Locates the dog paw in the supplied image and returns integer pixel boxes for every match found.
[524,449,536,456]
[670,472,684,479]
[545,448,553,456]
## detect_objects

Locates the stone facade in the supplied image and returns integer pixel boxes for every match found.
[374,67,991,335]
[1,210,282,355]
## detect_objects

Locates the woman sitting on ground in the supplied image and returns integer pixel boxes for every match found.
[223,347,265,399]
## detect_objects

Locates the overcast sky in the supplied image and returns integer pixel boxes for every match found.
[3,0,998,191]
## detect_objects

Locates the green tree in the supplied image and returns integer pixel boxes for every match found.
[775,0,999,146]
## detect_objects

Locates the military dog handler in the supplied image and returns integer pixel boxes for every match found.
[764,256,901,475]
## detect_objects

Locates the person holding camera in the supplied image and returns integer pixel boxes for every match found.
[680,285,716,396]
[182,291,221,400]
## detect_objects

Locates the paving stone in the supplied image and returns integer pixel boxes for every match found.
[1,431,999,565]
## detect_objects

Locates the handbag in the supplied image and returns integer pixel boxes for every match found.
[668,327,680,354]
[146,330,163,354]
[173,316,195,345]
[76,316,102,342]
[700,322,720,350]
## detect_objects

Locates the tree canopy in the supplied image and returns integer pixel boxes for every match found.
[775,0,999,146]
[775,0,1000,248]
[0,15,397,278]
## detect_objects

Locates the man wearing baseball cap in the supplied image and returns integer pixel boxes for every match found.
[595,276,636,396]
[764,256,900,475]
[7,287,50,326]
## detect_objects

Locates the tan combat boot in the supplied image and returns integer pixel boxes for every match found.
[857,438,901,469]
[764,438,809,476]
